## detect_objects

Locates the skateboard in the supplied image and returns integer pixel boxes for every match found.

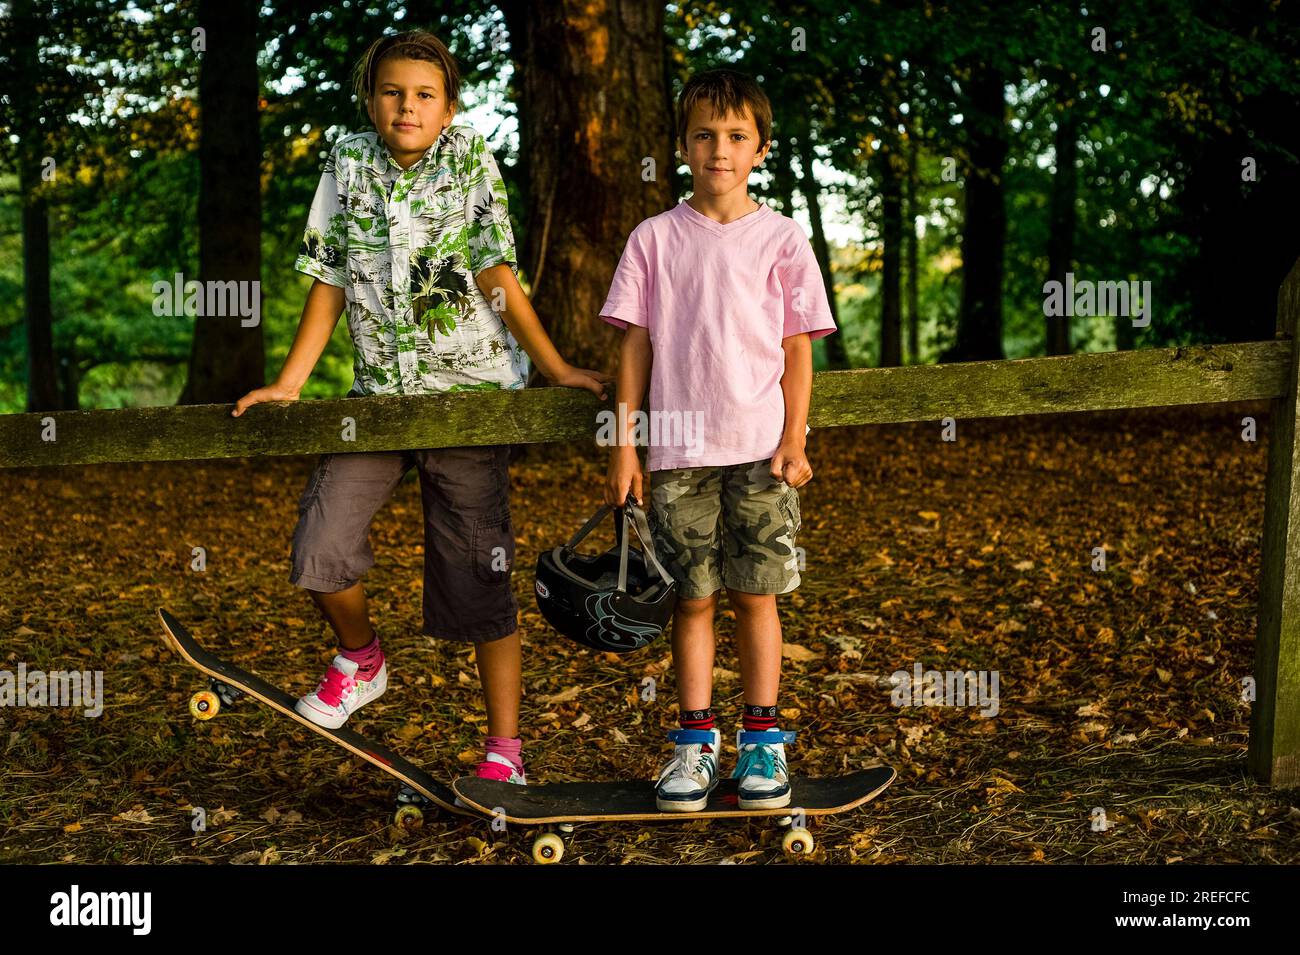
[157,607,465,828]
[452,765,896,863]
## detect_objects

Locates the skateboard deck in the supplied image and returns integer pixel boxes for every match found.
[157,607,463,821]
[452,766,895,825]
[452,767,895,861]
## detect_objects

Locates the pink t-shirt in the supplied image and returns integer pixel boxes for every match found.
[599,199,837,471]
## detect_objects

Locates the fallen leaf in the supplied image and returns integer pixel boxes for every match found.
[210,806,239,826]
[113,808,154,824]
[537,686,581,704]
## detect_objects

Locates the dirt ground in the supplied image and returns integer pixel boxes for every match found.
[2,401,1298,864]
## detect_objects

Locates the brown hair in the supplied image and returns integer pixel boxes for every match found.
[675,68,773,148]
[351,30,461,122]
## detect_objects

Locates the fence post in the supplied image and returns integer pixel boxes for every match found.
[1250,257,1300,787]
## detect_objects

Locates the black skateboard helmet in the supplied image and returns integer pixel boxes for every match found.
[534,496,678,653]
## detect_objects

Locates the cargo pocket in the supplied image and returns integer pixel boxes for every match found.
[777,488,801,537]
[297,455,332,514]
[471,508,515,586]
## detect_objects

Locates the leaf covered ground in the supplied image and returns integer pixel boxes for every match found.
[1,401,1298,864]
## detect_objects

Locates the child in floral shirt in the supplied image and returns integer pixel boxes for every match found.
[233,30,611,783]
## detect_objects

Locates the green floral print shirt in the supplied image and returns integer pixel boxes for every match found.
[295,125,529,395]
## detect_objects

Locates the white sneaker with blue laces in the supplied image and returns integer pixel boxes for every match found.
[733,729,795,809]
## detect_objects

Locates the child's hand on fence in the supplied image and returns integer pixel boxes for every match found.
[547,363,613,400]
[230,381,301,417]
[770,443,812,489]
[605,444,645,507]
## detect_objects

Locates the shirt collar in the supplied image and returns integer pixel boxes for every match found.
[371,127,448,179]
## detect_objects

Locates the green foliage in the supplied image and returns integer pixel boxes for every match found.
[4,0,1300,409]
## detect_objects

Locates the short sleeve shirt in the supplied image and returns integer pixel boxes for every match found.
[295,125,529,395]
[598,200,837,471]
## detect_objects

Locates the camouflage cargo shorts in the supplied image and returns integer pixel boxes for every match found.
[648,457,802,600]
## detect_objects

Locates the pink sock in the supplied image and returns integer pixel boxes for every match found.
[340,633,383,680]
[485,735,523,771]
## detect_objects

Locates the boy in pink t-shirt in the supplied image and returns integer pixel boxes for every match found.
[601,69,836,811]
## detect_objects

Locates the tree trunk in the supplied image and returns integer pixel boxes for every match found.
[180,0,264,405]
[13,0,61,412]
[21,165,60,411]
[769,135,797,218]
[501,0,673,376]
[879,145,903,367]
[663,33,683,203]
[944,65,1007,363]
[905,134,920,365]
[1046,101,1078,356]
[796,137,847,369]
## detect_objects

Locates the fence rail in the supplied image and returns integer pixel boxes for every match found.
[0,340,1287,468]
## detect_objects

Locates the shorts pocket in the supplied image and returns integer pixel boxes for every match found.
[778,488,801,537]
[297,455,331,514]
[471,508,515,586]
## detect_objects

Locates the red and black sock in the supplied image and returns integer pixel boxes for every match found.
[743,703,778,732]
[680,707,715,752]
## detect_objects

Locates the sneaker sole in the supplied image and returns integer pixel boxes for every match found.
[737,790,792,810]
[656,795,710,812]
[655,780,718,813]
[738,789,795,810]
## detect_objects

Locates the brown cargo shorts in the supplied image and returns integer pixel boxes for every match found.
[289,444,519,643]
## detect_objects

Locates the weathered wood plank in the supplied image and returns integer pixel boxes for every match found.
[0,341,1287,469]
[1251,263,1300,788]
[813,340,1286,424]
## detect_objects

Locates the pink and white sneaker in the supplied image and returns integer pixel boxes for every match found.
[294,654,387,729]
[475,752,526,784]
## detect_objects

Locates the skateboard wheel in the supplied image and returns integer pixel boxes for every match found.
[394,804,424,831]
[532,833,564,864]
[782,828,815,857]
[189,690,220,721]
